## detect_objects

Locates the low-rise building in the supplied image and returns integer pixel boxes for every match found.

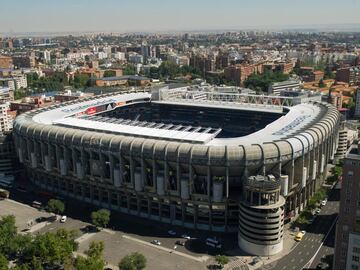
[95,75,151,87]
[0,56,13,69]
[268,80,302,95]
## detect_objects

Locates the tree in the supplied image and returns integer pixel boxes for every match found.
[0,254,8,270]
[123,65,136,75]
[22,229,78,267]
[244,70,289,93]
[215,255,229,269]
[75,241,105,270]
[47,199,65,215]
[86,241,104,258]
[0,215,17,257]
[324,66,335,79]
[72,74,89,89]
[118,252,146,270]
[91,209,110,229]
[103,70,115,78]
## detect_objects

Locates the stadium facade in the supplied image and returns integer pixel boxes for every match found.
[13,87,340,255]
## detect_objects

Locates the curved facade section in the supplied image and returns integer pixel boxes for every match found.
[238,175,285,256]
[12,90,340,254]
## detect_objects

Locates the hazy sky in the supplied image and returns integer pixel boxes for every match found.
[1,0,360,33]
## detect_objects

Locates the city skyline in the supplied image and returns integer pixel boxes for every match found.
[1,0,360,34]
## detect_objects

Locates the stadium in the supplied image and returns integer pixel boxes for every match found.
[13,86,340,255]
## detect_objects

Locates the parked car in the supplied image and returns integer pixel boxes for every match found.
[32,201,42,209]
[316,262,329,269]
[168,230,176,236]
[175,240,185,246]
[315,208,321,215]
[151,240,161,245]
[321,200,327,206]
[35,217,47,223]
[181,234,191,240]
[60,216,67,223]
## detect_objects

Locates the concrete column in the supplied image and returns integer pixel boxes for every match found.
[180,174,190,200]
[207,166,211,200]
[114,168,121,187]
[157,170,165,196]
[213,181,224,203]
[109,155,114,183]
[134,167,143,192]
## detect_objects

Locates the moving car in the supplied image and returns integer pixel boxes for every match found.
[294,232,305,242]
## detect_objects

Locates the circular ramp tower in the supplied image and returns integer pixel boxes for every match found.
[238,175,285,256]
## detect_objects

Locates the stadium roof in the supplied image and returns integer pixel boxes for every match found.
[30,91,327,149]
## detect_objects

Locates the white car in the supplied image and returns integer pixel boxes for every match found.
[60,215,67,223]
[315,209,321,215]
[181,234,191,240]
[168,230,176,236]
[151,240,161,245]
[301,230,306,235]
[321,200,327,206]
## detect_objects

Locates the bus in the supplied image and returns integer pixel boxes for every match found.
[0,188,9,199]
[206,237,222,249]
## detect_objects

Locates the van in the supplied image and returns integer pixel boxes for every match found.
[294,232,304,242]
[32,201,42,209]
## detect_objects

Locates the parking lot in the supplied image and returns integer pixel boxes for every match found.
[0,197,220,270]
[78,230,208,270]
[0,198,52,231]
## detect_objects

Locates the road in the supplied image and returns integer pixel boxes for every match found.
[260,183,340,270]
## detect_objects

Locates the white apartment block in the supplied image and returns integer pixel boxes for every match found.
[0,103,12,133]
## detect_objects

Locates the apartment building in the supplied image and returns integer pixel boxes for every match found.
[334,144,360,270]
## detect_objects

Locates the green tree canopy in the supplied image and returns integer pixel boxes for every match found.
[123,65,136,75]
[91,209,110,228]
[47,199,65,215]
[215,255,229,268]
[118,252,146,270]
[0,253,8,270]
[72,74,90,89]
[103,70,116,77]
[244,70,289,93]
[0,215,17,257]
[75,241,106,270]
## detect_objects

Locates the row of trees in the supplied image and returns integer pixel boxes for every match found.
[15,72,92,100]
[146,61,201,79]
[244,69,289,93]
[0,211,146,270]
[46,199,110,230]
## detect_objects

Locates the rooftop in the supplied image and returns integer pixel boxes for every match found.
[98,75,150,81]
